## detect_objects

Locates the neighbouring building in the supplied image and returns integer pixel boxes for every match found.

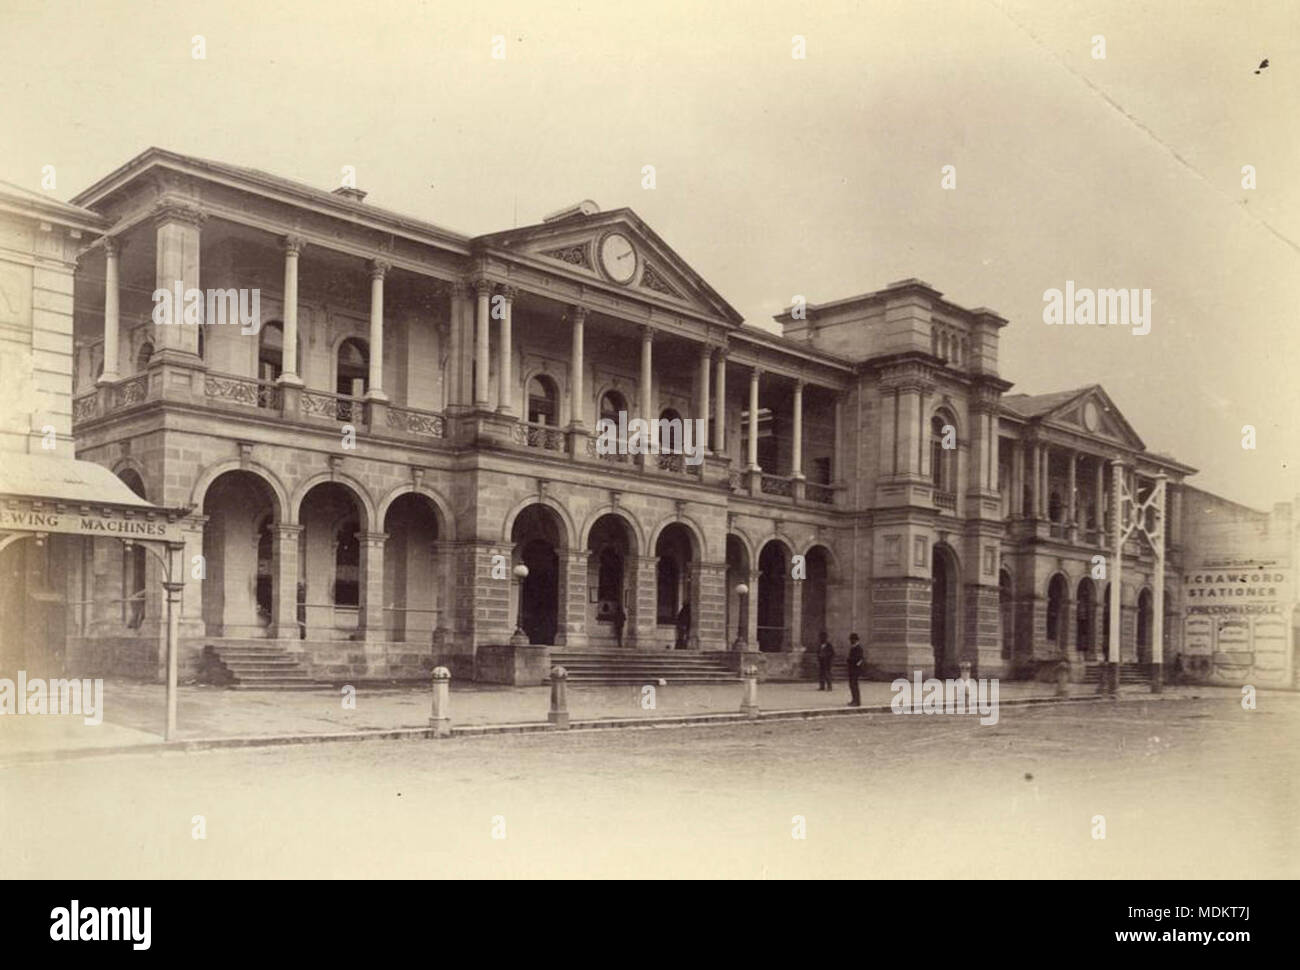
[2,146,1282,690]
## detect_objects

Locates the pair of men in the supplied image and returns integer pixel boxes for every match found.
[815,632,865,706]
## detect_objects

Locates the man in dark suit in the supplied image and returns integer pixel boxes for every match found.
[816,632,835,691]
[846,633,864,706]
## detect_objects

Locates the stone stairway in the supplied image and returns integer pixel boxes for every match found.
[1081,662,1152,686]
[201,641,320,690]
[549,651,738,686]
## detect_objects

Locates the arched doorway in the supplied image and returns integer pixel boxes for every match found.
[298,481,368,639]
[656,523,696,648]
[725,534,751,648]
[201,470,280,638]
[930,543,958,675]
[1076,578,1096,657]
[587,513,636,647]
[1137,588,1153,663]
[999,568,1014,662]
[801,545,831,649]
[383,494,441,643]
[757,539,791,653]
[512,504,564,645]
[1046,574,1068,653]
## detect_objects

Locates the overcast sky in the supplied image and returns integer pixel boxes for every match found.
[3,0,1296,510]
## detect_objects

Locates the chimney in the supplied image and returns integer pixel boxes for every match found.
[333,185,368,203]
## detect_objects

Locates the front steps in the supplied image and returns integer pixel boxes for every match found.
[549,651,738,686]
[1081,662,1152,686]
[201,641,320,690]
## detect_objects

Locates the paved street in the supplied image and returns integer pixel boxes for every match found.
[2,691,1296,879]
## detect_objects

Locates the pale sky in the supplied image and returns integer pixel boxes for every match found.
[2,0,1296,509]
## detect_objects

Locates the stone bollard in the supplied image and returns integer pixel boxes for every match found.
[429,666,451,737]
[549,666,569,729]
[1055,661,1070,698]
[740,664,760,718]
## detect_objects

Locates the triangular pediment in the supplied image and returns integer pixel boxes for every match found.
[474,208,743,326]
[1041,385,1146,450]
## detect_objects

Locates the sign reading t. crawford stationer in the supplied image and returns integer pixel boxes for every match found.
[1183,559,1294,687]
[0,501,184,544]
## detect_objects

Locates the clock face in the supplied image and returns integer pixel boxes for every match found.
[1083,401,1100,432]
[599,233,637,284]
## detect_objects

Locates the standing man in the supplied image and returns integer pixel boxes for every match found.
[846,633,864,707]
[613,599,626,648]
[816,631,835,691]
[675,602,691,650]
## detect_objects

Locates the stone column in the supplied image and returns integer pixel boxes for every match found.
[497,285,516,416]
[1107,459,1125,683]
[569,306,586,429]
[791,379,805,479]
[745,569,760,650]
[747,368,761,471]
[639,326,655,451]
[359,531,388,639]
[272,524,303,639]
[713,350,727,453]
[832,395,843,482]
[633,555,659,647]
[366,260,388,401]
[1152,473,1167,688]
[279,236,305,385]
[697,345,711,453]
[988,413,1000,492]
[1094,460,1105,532]
[474,279,491,409]
[99,236,121,383]
[1031,444,1042,518]
[153,202,205,360]
[1067,450,1077,533]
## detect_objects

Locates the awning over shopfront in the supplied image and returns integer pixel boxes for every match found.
[0,452,187,541]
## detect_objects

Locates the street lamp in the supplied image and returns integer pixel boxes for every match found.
[732,582,749,652]
[509,563,530,646]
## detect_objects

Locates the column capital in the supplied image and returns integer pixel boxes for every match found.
[284,234,308,256]
[497,284,518,301]
[370,259,390,280]
[639,324,655,342]
[569,304,587,323]
[793,377,805,392]
[102,235,121,257]
[152,200,207,229]
[474,278,493,297]
[699,342,715,361]
[750,366,764,380]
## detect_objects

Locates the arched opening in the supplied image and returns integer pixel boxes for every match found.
[299,481,367,639]
[259,321,284,382]
[527,375,559,426]
[656,523,695,648]
[999,568,1014,661]
[383,493,441,643]
[726,534,751,648]
[1046,574,1068,650]
[757,539,791,653]
[1076,577,1096,656]
[801,545,831,650]
[587,513,636,647]
[201,470,279,638]
[1137,588,1153,663]
[512,504,564,645]
[658,407,684,454]
[337,337,369,397]
[135,340,154,373]
[930,543,958,675]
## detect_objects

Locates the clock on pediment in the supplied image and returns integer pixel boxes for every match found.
[598,232,637,284]
[1082,400,1100,432]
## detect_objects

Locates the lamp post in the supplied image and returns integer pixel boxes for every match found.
[510,563,530,646]
[732,582,749,652]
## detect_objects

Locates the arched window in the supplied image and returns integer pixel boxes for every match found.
[333,518,360,607]
[1048,490,1064,523]
[259,322,284,383]
[337,338,369,398]
[656,556,680,624]
[136,341,154,372]
[600,390,628,425]
[528,375,559,425]
[1046,574,1068,644]
[658,407,683,453]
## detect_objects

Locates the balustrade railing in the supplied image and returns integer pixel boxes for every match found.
[385,404,445,439]
[204,372,282,410]
[805,482,835,504]
[512,420,566,452]
[760,473,793,497]
[935,490,956,510]
[301,388,361,423]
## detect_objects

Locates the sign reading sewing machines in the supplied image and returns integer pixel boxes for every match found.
[1182,559,1294,686]
[0,502,184,544]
